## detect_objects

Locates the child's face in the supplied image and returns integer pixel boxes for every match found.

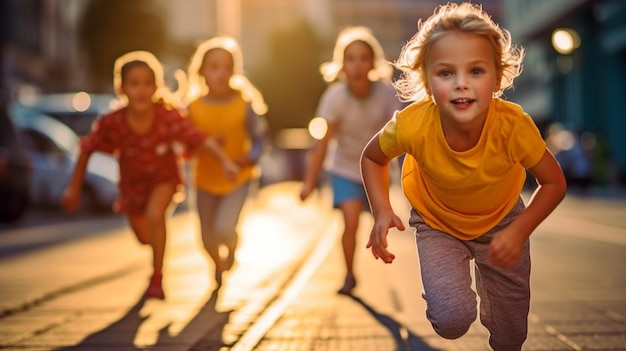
[342,41,374,84]
[200,48,234,95]
[121,65,157,112]
[425,31,500,125]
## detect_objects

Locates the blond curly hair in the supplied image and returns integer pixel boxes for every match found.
[393,2,524,102]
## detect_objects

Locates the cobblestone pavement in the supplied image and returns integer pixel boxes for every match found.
[0,183,625,350]
[253,189,626,351]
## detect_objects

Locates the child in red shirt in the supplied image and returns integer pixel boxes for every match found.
[61,51,238,299]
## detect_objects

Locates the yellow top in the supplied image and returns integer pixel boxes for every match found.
[379,98,546,239]
[187,93,254,194]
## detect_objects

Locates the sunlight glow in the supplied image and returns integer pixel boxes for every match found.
[546,123,575,152]
[275,128,311,149]
[71,91,91,112]
[124,182,334,349]
[552,29,580,55]
[308,117,328,140]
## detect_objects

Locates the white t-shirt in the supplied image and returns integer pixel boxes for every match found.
[316,81,402,182]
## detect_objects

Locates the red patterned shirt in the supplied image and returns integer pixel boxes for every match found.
[81,103,206,214]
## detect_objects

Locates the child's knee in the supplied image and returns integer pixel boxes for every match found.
[145,209,165,228]
[136,236,150,245]
[489,339,524,351]
[427,303,476,339]
[128,216,150,245]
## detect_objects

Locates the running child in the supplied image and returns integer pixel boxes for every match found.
[61,51,238,299]
[361,3,567,349]
[300,26,402,295]
[184,37,267,286]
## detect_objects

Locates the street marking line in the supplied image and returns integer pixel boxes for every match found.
[605,309,625,324]
[529,313,583,351]
[230,213,342,351]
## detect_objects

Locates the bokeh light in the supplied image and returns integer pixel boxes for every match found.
[307,117,327,140]
[552,28,580,55]
[71,91,91,112]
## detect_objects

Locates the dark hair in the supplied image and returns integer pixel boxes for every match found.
[120,60,155,84]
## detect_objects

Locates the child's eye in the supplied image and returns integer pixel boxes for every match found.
[470,68,484,75]
[438,70,452,77]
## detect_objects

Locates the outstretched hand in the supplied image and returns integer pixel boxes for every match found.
[366,211,406,264]
[223,160,240,181]
[299,183,314,202]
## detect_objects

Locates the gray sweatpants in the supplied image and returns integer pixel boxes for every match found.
[410,198,530,351]
[196,182,250,246]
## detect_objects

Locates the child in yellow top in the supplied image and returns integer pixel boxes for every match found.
[361,3,567,349]
[184,37,267,287]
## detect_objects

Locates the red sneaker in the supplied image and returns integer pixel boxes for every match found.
[145,273,165,299]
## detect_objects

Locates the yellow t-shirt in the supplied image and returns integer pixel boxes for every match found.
[187,93,254,194]
[379,98,546,239]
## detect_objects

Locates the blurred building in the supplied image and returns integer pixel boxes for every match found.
[2,0,499,98]
[6,0,624,187]
[165,0,502,78]
[503,0,626,186]
[2,1,92,92]
[4,0,500,132]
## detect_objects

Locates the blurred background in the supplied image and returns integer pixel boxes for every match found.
[1,0,625,223]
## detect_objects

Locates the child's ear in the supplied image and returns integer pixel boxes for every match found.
[493,81,501,93]
[493,73,502,92]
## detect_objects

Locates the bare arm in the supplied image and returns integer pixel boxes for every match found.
[361,134,406,264]
[488,149,567,268]
[300,122,336,201]
[60,150,92,213]
[518,149,568,234]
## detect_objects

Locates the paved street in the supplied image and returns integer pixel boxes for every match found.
[0,181,625,350]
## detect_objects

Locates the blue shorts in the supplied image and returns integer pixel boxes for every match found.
[331,174,370,211]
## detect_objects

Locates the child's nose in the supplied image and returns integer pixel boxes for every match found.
[455,75,469,90]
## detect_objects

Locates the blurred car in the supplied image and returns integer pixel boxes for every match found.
[17,91,118,136]
[9,103,119,214]
[0,102,31,222]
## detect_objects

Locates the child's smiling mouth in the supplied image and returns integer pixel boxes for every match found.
[452,98,474,105]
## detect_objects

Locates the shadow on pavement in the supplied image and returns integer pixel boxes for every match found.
[349,295,440,351]
[56,288,232,351]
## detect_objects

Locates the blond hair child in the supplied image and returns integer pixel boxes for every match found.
[361,3,567,349]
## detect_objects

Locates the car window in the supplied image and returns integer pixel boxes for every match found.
[46,111,100,136]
